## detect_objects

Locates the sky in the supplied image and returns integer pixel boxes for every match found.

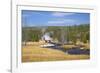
[22,10,90,27]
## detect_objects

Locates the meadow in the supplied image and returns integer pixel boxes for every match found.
[22,42,90,62]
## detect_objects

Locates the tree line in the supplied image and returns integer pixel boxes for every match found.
[22,24,89,44]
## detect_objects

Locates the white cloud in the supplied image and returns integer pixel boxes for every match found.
[52,12,75,17]
[48,21,65,24]
[47,19,76,25]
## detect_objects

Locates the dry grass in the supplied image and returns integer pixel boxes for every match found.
[62,43,90,50]
[22,43,90,62]
[82,43,90,49]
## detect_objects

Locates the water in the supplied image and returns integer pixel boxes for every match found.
[67,48,90,55]
[44,43,90,55]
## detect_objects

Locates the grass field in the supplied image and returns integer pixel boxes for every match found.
[22,43,90,62]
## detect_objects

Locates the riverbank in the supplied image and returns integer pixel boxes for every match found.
[22,45,90,62]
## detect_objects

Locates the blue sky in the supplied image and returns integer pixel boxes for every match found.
[22,10,90,27]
